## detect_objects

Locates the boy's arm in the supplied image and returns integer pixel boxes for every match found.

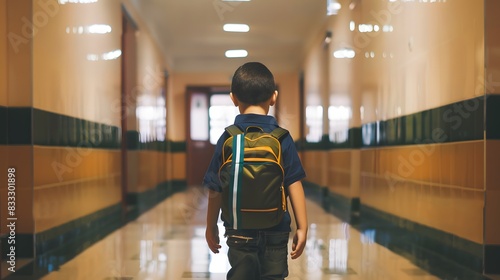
[288,181,308,259]
[206,189,222,254]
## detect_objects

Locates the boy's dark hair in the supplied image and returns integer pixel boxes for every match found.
[231,62,276,105]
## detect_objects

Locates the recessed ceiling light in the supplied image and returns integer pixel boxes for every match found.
[223,24,250,32]
[225,49,248,58]
[333,48,355,59]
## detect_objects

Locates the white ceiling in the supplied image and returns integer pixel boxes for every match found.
[128,0,328,73]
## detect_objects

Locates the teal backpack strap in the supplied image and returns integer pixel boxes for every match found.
[225,125,244,136]
[229,130,245,229]
[270,127,289,140]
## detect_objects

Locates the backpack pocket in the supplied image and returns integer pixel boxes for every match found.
[221,161,285,229]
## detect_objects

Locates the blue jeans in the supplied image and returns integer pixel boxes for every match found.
[225,230,290,280]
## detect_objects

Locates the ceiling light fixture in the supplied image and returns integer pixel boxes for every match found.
[223,24,250,32]
[87,24,112,34]
[58,0,98,4]
[333,48,355,59]
[225,49,248,58]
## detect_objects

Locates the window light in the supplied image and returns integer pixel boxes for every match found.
[327,0,341,15]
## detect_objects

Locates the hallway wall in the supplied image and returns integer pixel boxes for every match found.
[0,1,7,259]
[357,0,484,243]
[484,0,500,265]
[300,0,499,274]
[1,0,36,258]
[0,0,175,259]
[32,0,123,235]
[0,0,5,107]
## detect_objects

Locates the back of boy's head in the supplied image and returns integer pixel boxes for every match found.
[231,62,276,105]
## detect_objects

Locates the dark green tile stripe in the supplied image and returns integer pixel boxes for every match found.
[0,234,33,258]
[9,108,183,151]
[6,107,185,151]
[35,203,122,256]
[34,180,186,257]
[8,107,32,145]
[331,127,362,149]
[486,94,500,140]
[126,180,187,220]
[32,108,121,149]
[7,107,122,148]
[170,141,186,152]
[300,95,488,151]
[9,106,186,151]
[126,130,186,152]
[0,105,7,144]
[359,204,484,276]
[142,140,179,152]
[3,204,120,261]
[297,128,362,151]
[298,135,330,151]
[126,130,140,150]
[485,245,500,274]
[362,95,485,147]
[303,181,360,223]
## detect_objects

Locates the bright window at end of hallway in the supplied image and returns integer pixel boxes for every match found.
[208,93,276,145]
[190,93,209,141]
[306,105,323,143]
[209,94,239,145]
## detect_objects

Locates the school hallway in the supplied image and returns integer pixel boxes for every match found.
[21,187,481,280]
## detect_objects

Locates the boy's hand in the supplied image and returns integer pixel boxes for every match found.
[205,225,222,254]
[291,228,307,259]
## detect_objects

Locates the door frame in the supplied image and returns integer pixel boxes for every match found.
[120,6,138,217]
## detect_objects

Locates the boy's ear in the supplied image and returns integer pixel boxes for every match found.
[270,90,278,106]
[229,92,239,106]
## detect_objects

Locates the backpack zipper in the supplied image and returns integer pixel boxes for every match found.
[240,208,279,212]
[281,186,286,212]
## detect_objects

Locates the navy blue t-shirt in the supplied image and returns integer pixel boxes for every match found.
[202,114,306,232]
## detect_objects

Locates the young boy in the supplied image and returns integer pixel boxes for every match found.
[203,62,308,280]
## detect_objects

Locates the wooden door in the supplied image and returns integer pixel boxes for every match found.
[186,87,215,186]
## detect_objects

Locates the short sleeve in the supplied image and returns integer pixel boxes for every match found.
[202,133,227,192]
[281,134,306,188]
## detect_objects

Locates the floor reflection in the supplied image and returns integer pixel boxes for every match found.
[1,187,492,279]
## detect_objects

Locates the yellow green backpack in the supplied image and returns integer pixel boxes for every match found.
[219,125,289,230]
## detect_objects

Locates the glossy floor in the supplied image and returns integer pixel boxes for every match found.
[7,187,491,279]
